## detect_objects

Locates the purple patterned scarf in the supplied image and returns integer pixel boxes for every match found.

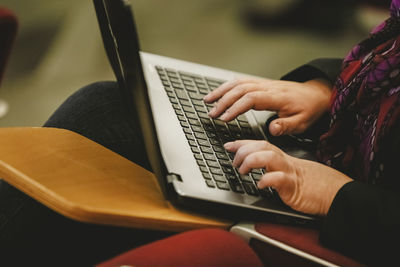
[317,0,400,184]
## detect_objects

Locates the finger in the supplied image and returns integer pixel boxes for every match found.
[224,140,254,153]
[203,78,257,103]
[238,150,288,174]
[257,171,286,190]
[224,140,282,158]
[231,140,270,167]
[208,83,258,118]
[219,91,283,122]
[268,114,306,136]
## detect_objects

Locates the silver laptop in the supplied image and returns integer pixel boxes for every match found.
[93,0,317,224]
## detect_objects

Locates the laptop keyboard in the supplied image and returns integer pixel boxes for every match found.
[156,66,276,198]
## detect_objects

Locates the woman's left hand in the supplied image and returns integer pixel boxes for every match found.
[224,140,353,216]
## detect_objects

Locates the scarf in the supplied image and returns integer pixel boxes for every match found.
[317,0,400,184]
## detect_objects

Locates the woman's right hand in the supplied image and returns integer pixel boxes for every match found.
[203,77,332,136]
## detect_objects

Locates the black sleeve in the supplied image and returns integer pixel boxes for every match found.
[319,181,400,266]
[281,58,343,84]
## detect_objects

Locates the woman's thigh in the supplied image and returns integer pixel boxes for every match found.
[44,81,151,170]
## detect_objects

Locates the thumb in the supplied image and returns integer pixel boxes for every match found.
[269,115,303,136]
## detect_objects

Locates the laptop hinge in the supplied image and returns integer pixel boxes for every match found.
[166,173,182,183]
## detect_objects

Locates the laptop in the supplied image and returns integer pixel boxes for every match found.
[93,0,317,224]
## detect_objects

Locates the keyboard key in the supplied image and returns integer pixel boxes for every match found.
[188,118,201,126]
[210,167,224,176]
[169,97,178,104]
[239,174,253,183]
[188,92,204,100]
[197,139,211,147]
[200,166,209,173]
[197,159,206,166]
[188,140,197,147]
[168,75,179,81]
[212,174,226,182]
[186,113,198,120]
[182,79,194,85]
[206,160,220,168]
[184,85,197,92]
[175,89,189,100]
[239,121,250,128]
[221,166,235,175]
[237,114,248,122]
[191,125,205,133]
[194,105,207,113]
[200,146,213,154]
[199,88,209,95]
[191,146,200,154]
[174,109,184,116]
[202,172,212,180]
[194,132,207,140]
[182,106,195,113]
[200,118,212,125]
[185,133,195,141]
[205,179,215,188]
[229,180,244,193]
[209,138,221,146]
[219,160,231,166]
[180,99,192,107]
[251,173,262,182]
[203,153,217,161]
[216,153,229,160]
[226,174,238,181]
[192,99,204,106]
[212,145,225,153]
[180,121,189,128]
[216,181,230,191]
[164,85,173,93]
[251,169,263,174]
[198,112,210,119]
[243,182,259,196]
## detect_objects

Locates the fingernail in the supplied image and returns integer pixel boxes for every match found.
[220,112,229,121]
[203,95,210,102]
[224,142,233,149]
[271,123,282,136]
[208,107,216,116]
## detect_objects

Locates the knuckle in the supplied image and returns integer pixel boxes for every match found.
[244,91,258,101]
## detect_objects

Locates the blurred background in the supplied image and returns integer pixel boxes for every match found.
[0,0,390,127]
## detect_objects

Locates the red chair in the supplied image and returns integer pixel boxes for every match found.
[96,228,264,267]
[0,7,18,117]
[0,7,17,85]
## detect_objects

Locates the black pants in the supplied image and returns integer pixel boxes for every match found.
[0,82,171,266]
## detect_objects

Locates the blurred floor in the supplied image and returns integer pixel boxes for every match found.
[0,0,389,127]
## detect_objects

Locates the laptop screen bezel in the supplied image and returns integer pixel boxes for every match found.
[93,0,171,198]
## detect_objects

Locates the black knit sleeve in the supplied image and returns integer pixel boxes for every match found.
[319,181,400,265]
[281,58,343,84]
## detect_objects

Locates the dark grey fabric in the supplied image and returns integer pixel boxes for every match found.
[0,81,170,266]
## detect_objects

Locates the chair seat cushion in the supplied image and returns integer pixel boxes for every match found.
[252,223,364,266]
[96,228,263,267]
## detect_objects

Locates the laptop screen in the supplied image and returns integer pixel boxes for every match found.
[93,0,170,197]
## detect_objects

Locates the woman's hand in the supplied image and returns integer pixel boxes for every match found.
[204,78,332,136]
[224,140,352,216]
